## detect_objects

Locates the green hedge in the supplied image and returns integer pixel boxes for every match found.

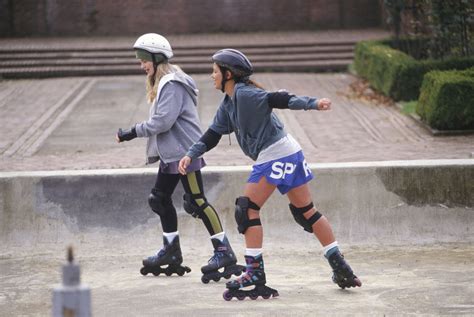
[417,68,474,130]
[354,40,474,101]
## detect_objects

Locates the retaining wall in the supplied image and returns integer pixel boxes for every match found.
[1,160,472,249]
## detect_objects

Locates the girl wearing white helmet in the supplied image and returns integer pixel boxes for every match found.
[116,34,243,282]
[179,48,361,300]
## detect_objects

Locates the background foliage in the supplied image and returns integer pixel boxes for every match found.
[383,0,473,59]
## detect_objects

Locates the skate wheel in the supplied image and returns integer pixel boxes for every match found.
[185,266,192,273]
[176,267,185,276]
[237,294,246,301]
[223,274,231,279]
[250,294,258,300]
[213,276,220,282]
[152,271,160,276]
[337,280,346,289]
[140,267,148,276]
[353,277,362,287]
[201,276,210,284]
[223,290,233,301]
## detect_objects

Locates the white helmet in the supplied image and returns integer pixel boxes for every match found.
[133,33,173,60]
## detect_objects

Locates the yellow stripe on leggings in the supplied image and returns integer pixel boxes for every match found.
[186,172,223,233]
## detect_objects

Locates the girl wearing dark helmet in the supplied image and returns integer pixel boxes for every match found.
[116,34,244,282]
[179,48,361,300]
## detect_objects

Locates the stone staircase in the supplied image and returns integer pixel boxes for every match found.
[0,40,355,78]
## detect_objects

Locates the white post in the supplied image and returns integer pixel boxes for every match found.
[52,246,91,317]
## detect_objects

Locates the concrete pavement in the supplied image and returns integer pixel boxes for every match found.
[1,73,474,172]
[1,242,473,316]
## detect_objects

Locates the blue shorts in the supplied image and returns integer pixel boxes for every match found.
[247,151,313,194]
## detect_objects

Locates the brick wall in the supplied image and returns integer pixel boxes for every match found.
[1,0,383,37]
[0,0,13,36]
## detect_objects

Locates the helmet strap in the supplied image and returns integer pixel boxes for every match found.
[218,66,231,93]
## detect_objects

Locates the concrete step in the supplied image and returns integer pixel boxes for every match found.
[0,53,354,67]
[0,40,357,78]
[0,60,352,79]
[0,40,356,53]
[0,45,354,60]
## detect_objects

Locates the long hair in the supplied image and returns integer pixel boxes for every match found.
[146,62,182,103]
[219,65,264,90]
[246,79,264,90]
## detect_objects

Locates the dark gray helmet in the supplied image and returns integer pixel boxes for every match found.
[212,49,253,78]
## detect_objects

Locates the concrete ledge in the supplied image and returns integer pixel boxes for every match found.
[1,159,473,248]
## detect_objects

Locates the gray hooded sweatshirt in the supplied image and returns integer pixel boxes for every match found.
[135,71,202,164]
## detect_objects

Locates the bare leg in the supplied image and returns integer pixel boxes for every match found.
[286,183,335,247]
[242,176,276,248]
[224,177,280,299]
[287,183,361,288]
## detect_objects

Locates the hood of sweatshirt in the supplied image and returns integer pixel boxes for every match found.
[165,71,199,106]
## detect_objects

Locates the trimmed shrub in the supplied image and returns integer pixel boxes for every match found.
[354,40,474,101]
[417,68,474,130]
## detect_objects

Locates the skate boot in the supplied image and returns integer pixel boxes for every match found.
[140,236,191,277]
[200,236,245,284]
[326,249,361,289]
[223,254,279,301]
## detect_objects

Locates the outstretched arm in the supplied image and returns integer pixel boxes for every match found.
[267,90,331,111]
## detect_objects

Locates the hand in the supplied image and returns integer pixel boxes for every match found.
[117,127,137,142]
[317,98,331,111]
[178,156,192,175]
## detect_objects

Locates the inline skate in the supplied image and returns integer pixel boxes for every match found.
[223,255,279,301]
[201,236,245,283]
[326,250,361,289]
[140,236,191,276]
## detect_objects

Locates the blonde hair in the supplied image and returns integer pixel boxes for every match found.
[146,62,182,103]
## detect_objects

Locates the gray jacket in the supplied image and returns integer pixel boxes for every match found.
[135,71,202,164]
[187,82,317,161]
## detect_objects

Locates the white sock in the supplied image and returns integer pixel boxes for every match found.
[211,232,226,242]
[245,248,263,257]
[323,241,339,256]
[163,231,179,243]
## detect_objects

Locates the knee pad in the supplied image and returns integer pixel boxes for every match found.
[235,196,262,234]
[182,193,207,219]
[148,188,174,217]
[289,202,322,233]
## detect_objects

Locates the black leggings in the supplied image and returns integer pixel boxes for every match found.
[153,168,223,236]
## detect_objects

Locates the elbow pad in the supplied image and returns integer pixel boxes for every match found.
[268,91,293,109]
[200,128,222,151]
